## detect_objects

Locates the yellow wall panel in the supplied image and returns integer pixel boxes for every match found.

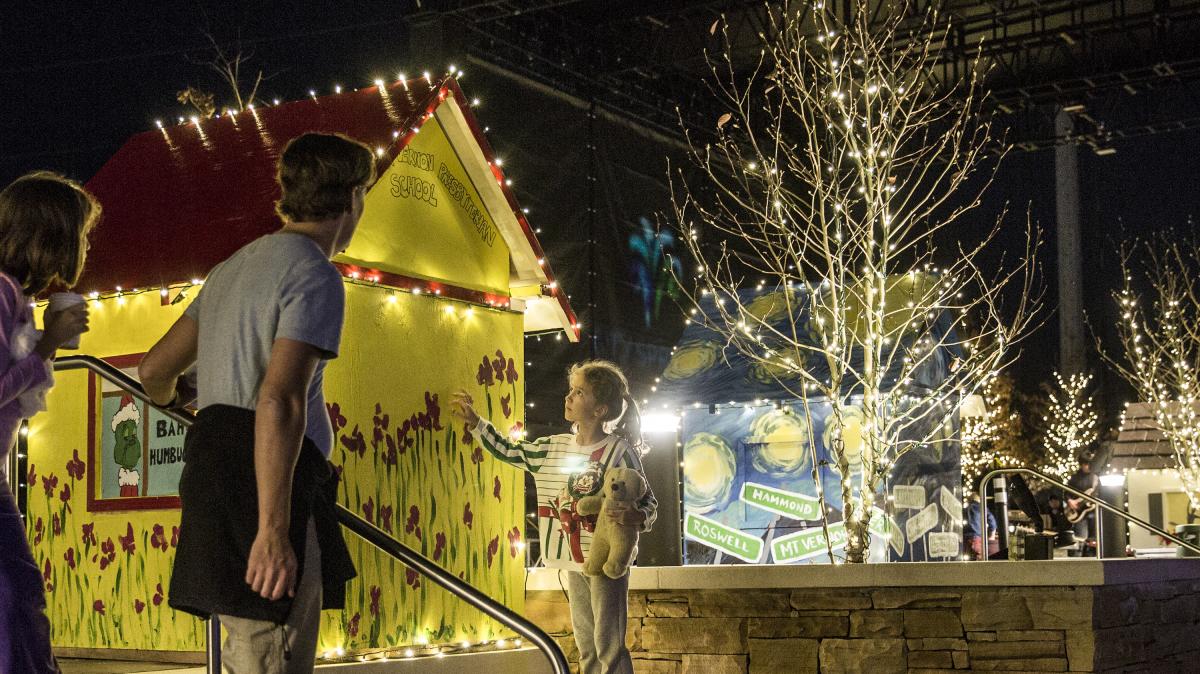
[338,118,512,296]
[26,281,526,654]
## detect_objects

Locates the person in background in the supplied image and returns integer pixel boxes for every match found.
[1066,449,1100,556]
[139,133,372,673]
[0,171,98,674]
[451,360,657,674]
[964,491,999,560]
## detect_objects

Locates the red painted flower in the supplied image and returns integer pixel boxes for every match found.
[405,566,421,589]
[82,522,97,546]
[347,612,361,638]
[505,357,519,384]
[372,403,390,447]
[397,420,414,453]
[26,463,36,488]
[433,532,446,562]
[33,517,44,545]
[362,497,375,524]
[493,476,503,500]
[43,559,53,591]
[170,526,180,548]
[326,402,347,433]
[462,503,474,530]
[383,436,398,467]
[93,600,105,615]
[64,547,77,570]
[151,524,168,551]
[153,582,164,606]
[341,425,367,458]
[99,538,116,569]
[134,599,146,614]
[501,394,512,418]
[119,522,136,554]
[52,513,61,536]
[486,536,500,568]
[369,585,382,617]
[429,394,446,429]
[41,473,58,497]
[379,504,393,533]
[66,449,86,480]
[463,423,476,447]
[405,506,420,534]
[508,527,523,558]
[59,482,72,507]
[476,357,495,386]
[491,350,507,382]
[471,446,483,464]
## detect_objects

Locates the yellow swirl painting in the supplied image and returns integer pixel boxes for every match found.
[682,432,737,513]
[746,409,811,477]
[663,340,721,381]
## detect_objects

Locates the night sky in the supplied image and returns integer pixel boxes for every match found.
[4,2,1200,432]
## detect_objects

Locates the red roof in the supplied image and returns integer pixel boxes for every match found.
[78,76,576,336]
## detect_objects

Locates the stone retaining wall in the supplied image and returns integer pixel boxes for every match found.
[526,574,1200,672]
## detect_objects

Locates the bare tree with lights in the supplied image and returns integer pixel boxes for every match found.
[1100,235,1200,509]
[1038,371,1099,481]
[671,4,1041,562]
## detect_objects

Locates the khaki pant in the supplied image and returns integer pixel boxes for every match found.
[218,520,322,674]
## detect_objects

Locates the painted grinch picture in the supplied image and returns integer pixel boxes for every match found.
[111,393,142,497]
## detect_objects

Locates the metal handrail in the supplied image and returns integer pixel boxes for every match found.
[52,355,569,674]
[979,467,1200,558]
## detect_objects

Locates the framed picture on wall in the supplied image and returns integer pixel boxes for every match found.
[86,353,186,511]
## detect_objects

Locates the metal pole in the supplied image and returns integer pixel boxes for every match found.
[206,617,221,674]
[1055,107,1085,376]
[978,468,1200,558]
[993,476,1010,555]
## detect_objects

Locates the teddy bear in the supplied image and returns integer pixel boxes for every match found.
[576,466,648,579]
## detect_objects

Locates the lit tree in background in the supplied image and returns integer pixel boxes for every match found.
[1039,372,1099,481]
[671,3,1041,562]
[961,374,1023,495]
[1100,235,1200,509]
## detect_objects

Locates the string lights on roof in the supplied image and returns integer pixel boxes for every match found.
[134,65,579,340]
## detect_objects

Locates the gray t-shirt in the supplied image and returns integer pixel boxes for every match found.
[184,232,344,457]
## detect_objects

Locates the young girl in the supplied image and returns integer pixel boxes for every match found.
[451,360,656,674]
[0,171,97,674]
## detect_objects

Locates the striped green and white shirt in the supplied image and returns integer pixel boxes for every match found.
[473,419,658,571]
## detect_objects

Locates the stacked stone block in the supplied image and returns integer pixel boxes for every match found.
[525,579,1200,672]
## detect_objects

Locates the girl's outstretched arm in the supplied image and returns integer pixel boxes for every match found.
[451,389,554,473]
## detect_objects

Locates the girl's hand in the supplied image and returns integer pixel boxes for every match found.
[35,304,89,359]
[449,389,480,426]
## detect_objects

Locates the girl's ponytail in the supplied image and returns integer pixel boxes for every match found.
[615,391,647,456]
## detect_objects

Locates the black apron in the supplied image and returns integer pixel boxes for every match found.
[169,404,356,623]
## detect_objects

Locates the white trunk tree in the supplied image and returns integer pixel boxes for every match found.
[672,3,1041,562]
[1102,236,1200,509]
